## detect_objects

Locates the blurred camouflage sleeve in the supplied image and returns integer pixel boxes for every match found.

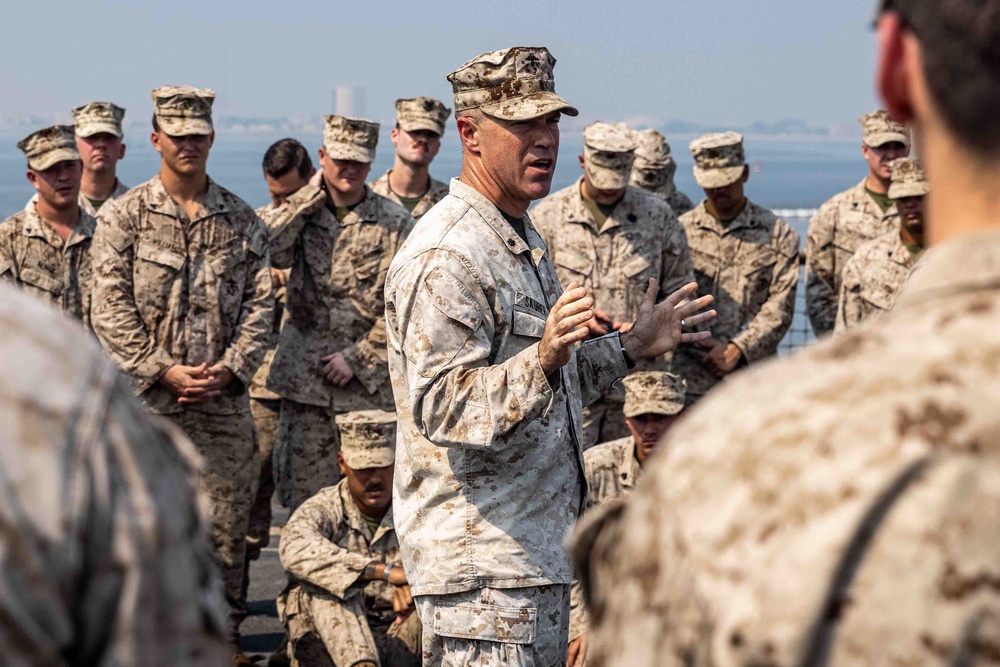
[731,223,801,362]
[390,251,558,450]
[805,204,838,336]
[91,201,176,393]
[341,215,413,395]
[568,577,590,643]
[220,215,275,387]
[278,487,372,600]
[266,183,323,269]
[0,221,13,278]
[835,253,865,333]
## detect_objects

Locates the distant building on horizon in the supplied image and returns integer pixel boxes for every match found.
[333,86,366,119]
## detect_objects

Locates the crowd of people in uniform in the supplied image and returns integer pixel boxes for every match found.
[2,0,997,663]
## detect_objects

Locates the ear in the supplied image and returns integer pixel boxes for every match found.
[740,164,750,184]
[391,127,400,145]
[150,131,161,154]
[26,170,39,189]
[337,451,348,476]
[207,131,216,150]
[456,115,481,156]
[876,12,915,124]
[119,142,127,160]
[578,154,586,171]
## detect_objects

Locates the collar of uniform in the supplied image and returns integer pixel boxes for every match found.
[851,179,898,219]
[65,212,97,248]
[618,438,643,489]
[338,477,394,543]
[335,186,380,227]
[449,177,539,260]
[692,200,759,235]
[883,226,915,267]
[23,206,70,247]
[563,177,636,235]
[895,229,1000,309]
[145,174,230,221]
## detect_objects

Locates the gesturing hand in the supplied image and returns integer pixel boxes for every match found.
[538,283,595,376]
[621,280,716,361]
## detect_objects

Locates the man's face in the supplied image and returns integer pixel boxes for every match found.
[627,412,678,465]
[319,149,371,198]
[862,141,909,181]
[704,170,748,219]
[392,127,441,167]
[895,195,925,235]
[265,169,311,207]
[27,159,82,210]
[151,131,214,177]
[339,455,394,516]
[77,132,125,175]
[474,111,561,204]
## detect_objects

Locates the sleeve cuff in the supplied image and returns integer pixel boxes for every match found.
[222,346,256,387]
[341,343,385,396]
[132,348,177,395]
[579,332,629,389]
[507,343,556,422]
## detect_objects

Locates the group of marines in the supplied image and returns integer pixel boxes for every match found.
[0,19,953,667]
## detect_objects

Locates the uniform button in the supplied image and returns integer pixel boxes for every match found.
[508,239,516,246]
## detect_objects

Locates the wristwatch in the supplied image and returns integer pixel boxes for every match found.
[617,331,637,370]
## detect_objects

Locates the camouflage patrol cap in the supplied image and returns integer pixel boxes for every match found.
[582,122,637,190]
[324,115,380,163]
[17,125,80,171]
[151,85,215,136]
[861,109,910,148]
[448,46,579,121]
[396,97,451,136]
[623,372,686,418]
[888,157,929,199]
[690,131,746,189]
[73,101,126,139]
[335,410,397,469]
[630,129,677,190]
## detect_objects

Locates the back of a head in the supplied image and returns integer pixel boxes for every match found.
[884,0,1000,158]
[262,137,313,180]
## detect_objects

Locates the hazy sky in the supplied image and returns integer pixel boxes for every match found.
[2,0,881,127]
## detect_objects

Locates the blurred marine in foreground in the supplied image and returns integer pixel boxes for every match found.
[574,0,1000,664]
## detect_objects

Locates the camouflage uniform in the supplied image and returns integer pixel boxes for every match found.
[629,128,695,217]
[279,410,420,667]
[533,122,695,448]
[805,111,910,336]
[573,227,1000,667]
[25,103,131,216]
[568,372,686,648]
[0,283,229,666]
[388,46,635,666]
[837,157,929,332]
[90,85,274,640]
[268,115,413,511]
[369,172,449,221]
[674,133,800,403]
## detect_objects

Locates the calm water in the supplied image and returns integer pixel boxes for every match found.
[1,129,866,350]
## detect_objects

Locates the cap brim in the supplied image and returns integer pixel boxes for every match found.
[158,116,213,136]
[624,401,684,419]
[323,143,376,163]
[480,91,579,121]
[693,164,745,189]
[398,119,445,136]
[29,149,81,172]
[865,132,910,148]
[75,122,123,139]
[585,163,630,190]
[341,449,395,470]
[889,182,929,199]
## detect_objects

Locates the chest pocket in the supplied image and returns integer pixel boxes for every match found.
[833,209,875,255]
[554,247,593,286]
[208,239,247,278]
[19,266,62,298]
[511,308,546,339]
[741,250,776,312]
[860,262,908,312]
[135,243,186,313]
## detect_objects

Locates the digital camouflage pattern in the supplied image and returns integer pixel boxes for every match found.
[91,175,274,415]
[369,170,450,221]
[674,201,800,402]
[249,202,287,402]
[690,131,746,189]
[888,157,929,199]
[0,206,96,329]
[575,228,1000,667]
[17,125,78,171]
[323,115,380,163]
[622,370,686,417]
[0,284,229,666]
[836,230,919,331]
[152,85,215,136]
[448,46,579,121]
[336,409,397,469]
[860,109,910,147]
[90,175,273,638]
[386,177,629,597]
[266,178,412,508]
[805,180,899,336]
[629,129,695,217]
[279,479,419,667]
[73,101,125,138]
[246,396,279,561]
[416,585,570,667]
[395,96,451,136]
[532,180,694,446]
[583,122,637,190]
